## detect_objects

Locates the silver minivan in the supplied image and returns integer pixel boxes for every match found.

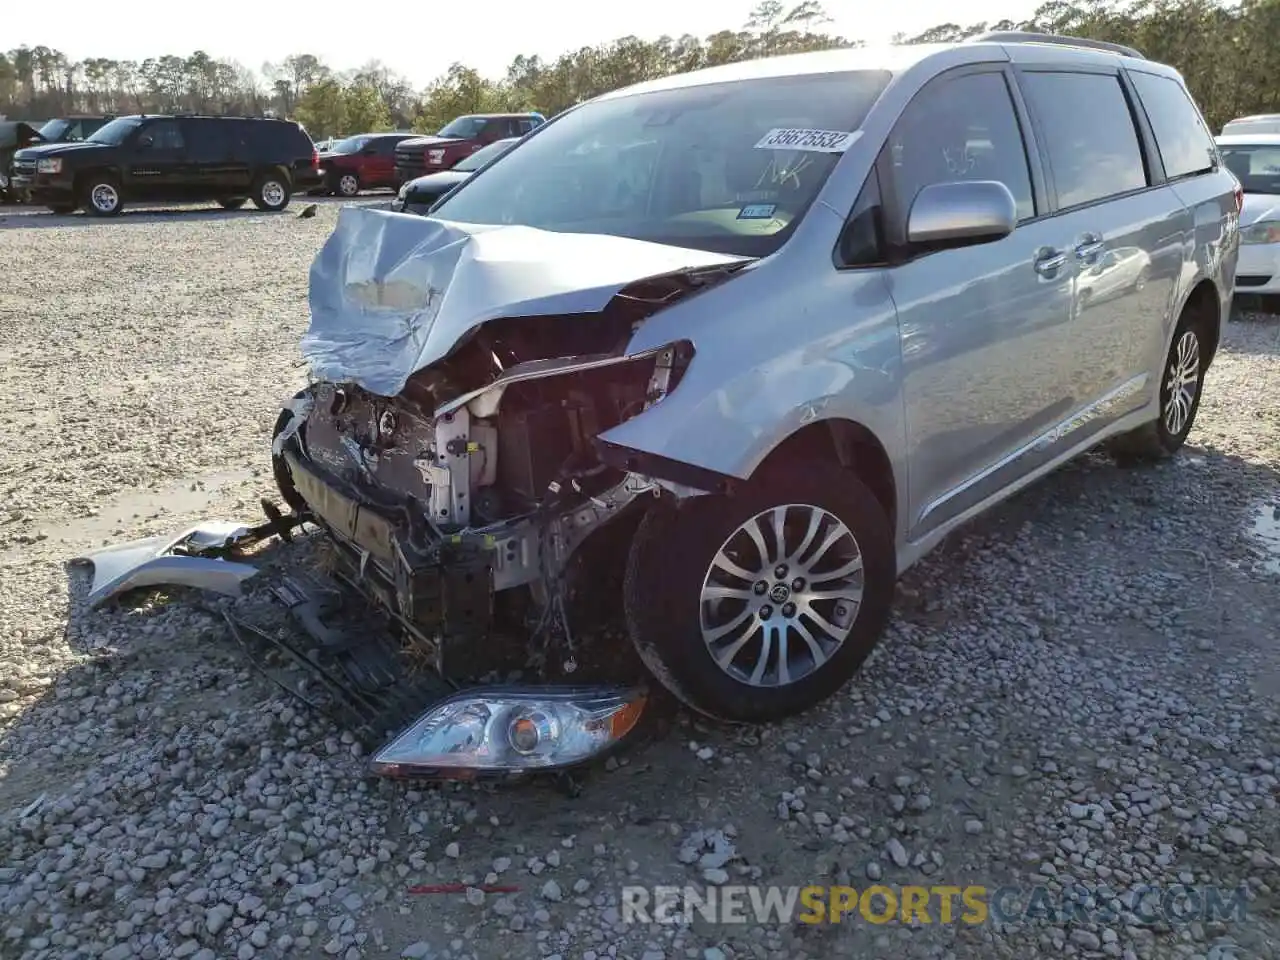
[271,31,1240,741]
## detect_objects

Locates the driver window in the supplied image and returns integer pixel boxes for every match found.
[888,71,1035,223]
[141,121,185,151]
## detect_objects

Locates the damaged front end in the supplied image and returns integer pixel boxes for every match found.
[74,207,752,778]
[272,207,751,775]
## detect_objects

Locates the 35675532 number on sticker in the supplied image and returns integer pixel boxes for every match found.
[754,128,862,153]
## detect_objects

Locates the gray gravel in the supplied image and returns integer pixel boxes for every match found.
[0,203,1277,960]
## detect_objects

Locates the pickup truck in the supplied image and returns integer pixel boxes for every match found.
[393,112,543,184]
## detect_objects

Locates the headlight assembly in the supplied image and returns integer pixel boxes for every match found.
[1241,219,1280,245]
[369,686,647,777]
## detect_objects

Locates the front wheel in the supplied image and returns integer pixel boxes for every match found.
[624,462,896,723]
[82,176,124,217]
[251,172,291,211]
[1107,310,1207,462]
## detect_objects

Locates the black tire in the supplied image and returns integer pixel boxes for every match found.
[251,171,291,211]
[270,399,308,514]
[623,461,895,723]
[335,171,361,198]
[1108,308,1208,462]
[219,197,247,210]
[81,174,124,217]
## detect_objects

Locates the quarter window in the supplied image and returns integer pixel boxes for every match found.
[1129,71,1216,180]
[888,71,1035,224]
[1019,71,1147,208]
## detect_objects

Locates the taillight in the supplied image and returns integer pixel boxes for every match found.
[1234,182,1244,213]
[311,148,319,168]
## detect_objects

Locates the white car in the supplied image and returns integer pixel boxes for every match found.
[1218,134,1280,298]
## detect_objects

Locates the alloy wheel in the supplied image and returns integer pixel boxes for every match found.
[699,503,864,687]
[261,180,286,208]
[91,184,119,214]
[1163,329,1200,436]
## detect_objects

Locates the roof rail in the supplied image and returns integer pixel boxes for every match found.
[969,30,1146,60]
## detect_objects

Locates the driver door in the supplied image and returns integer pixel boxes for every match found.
[126,120,193,201]
[885,66,1078,540]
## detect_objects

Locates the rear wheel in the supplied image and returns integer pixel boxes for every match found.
[219,197,247,210]
[82,175,123,217]
[251,171,291,211]
[336,172,360,197]
[1108,309,1208,462]
[624,461,896,722]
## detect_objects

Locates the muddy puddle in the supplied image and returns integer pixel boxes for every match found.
[1250,501,1280,575]
[0,467,254,561]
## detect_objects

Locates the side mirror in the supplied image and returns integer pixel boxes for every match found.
[361,146,378,155]
[135,135,153,151]
[906,180,1017,248]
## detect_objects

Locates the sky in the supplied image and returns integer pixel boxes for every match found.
[7,0,1044,89]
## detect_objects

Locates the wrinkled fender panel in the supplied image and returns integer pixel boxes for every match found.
[303,206,748,397]
[1166,168,1239,354]
[72,523,259,608]
[600,254,906,487]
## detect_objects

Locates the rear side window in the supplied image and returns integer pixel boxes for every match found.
[1019,71,1147,209]
[1128,71,1216,180]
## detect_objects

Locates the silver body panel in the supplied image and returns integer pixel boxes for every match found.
[292,38,1239,578]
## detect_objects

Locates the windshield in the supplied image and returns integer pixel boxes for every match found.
[38,119,73,141]
[1219,143,1280,194]
[437,116,487,139]
[331,135,372,154]
[454,138,519,172]
[431,71,893,257]
[88,117,143,145]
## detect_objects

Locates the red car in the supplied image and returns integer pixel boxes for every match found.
[394,113,544,185]
[317,133,419,197]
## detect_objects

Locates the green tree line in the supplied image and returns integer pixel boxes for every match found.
[2,0,1276,138]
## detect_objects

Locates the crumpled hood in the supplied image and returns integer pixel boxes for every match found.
[1241,192,1280,228]
[303,205,748,397]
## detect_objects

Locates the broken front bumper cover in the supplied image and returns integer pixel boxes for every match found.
[71,521,262,609]
[71,511,651,779]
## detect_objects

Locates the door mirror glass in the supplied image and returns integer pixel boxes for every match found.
[362,145,378,155]
[905,180,1016,248]
[135,134,153,151]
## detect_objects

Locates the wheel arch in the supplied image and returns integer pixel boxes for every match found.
[748,417,898,535]
[1174,278,1222,368]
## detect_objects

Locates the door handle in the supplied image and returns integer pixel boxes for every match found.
[1075,239,1105,261]
[1034,250,1067,276]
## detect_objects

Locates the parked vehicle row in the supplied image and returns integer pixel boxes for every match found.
[8,113,322,216]
[1,111,549,215]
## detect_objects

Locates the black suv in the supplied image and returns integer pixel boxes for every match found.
[10,114,322,216]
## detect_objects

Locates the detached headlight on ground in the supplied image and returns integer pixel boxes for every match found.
[1241,220,1280,245]
[369,687,646,776]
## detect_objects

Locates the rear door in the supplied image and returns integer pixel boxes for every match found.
[181,118,240,197]
[367,136,402,187]
[1012,63,1190,420]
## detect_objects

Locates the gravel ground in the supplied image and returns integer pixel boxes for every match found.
[0,202,1277,960]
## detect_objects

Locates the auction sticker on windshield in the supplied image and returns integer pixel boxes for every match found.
[754,128,862,153]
